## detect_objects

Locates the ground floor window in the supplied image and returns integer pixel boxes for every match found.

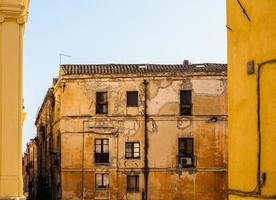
[95,174,109,189]
[127,175,139,192]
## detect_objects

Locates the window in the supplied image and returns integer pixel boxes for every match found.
[127,175,139,192]
[127,91,138,107]
[95,139,109,163]
[125,142,140,159]
[40,126,46,137]
[95,174,109,189]
[180,90,192,115]
[96,92,108,114]
[178,138,194,168]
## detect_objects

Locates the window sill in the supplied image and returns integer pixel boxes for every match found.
[95,163,110,166]
[125,157,140,160]
[95,187,109,191]
[126,190,140,193]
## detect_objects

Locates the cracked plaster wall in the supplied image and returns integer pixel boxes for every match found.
[42,76,228,200]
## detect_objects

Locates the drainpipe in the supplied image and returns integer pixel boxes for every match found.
[81,120,85,200]
[143,80,149,200]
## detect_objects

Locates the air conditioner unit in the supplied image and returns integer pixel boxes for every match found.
[180,157,193,167]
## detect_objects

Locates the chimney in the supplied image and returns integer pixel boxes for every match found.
[183,60,189,65]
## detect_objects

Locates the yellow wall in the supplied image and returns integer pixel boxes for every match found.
[227,0,276,199]
[0,0,29,198]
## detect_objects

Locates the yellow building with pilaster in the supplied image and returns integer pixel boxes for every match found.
[227,0,276,199]
[0,0,29,199]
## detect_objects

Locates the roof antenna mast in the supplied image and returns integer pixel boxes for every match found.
[59,53,72,65]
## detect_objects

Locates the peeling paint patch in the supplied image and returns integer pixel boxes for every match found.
[148,119,158,134]
[111,86,125,115]
[149,80,173,99]
[177,118,192,130]
[85,120,140,136]
[192,80,225,95]
[86,119,119,134]
[180,79,192,90]
[148,82,180,115]
[119,120,140,136]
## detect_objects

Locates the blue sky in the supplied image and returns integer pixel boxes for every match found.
[23,0,226,150]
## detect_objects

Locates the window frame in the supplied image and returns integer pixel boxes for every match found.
[95,173,109,190]
[96,92,108,114]
[180,90,192,116]
[126,91,139,107]
[126,175,139,192]
[94,139,109,164]
[125,142,140,159]
[178,138,194,168]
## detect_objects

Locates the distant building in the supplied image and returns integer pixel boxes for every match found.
[33,63,227,200]
[24,139,38,200]
[23,152,29,197]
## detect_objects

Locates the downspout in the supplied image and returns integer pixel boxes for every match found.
[143,80,149,200]
[228,59,276,199]
[116,130,119,200]
[256,59,276,197]
[81,120,85,200]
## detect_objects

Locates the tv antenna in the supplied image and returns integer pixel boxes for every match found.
[59,53,72,65]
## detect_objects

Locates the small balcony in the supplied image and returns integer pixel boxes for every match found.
[95,153,109,164]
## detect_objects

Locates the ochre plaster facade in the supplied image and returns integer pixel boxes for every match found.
[23,140,38,200]
[34,64,228,200]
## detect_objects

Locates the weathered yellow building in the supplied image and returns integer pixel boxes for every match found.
[0,0,29,199]
[22,153,28,197]
[23,139,38,200]
[227,0,276,199]
[33,63,228,200]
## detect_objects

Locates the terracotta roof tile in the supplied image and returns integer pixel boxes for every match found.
[60,63,226,75]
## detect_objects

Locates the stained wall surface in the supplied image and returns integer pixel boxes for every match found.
[35,67,227,200]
